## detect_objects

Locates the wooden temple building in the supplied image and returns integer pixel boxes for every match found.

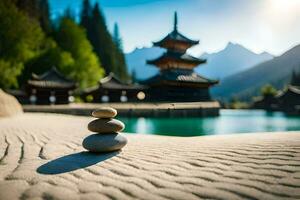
[252,71,300,115]
[82,73,147,103]
[276,85,300,115]
[26,67,76,105]
[142,12,218,102]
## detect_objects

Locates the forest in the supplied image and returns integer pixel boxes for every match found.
[0,0,129,90]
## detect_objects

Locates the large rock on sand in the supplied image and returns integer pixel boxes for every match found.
[0,89,23,117]
[82,133,127,152]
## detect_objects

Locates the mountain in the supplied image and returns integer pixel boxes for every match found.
[196,42,273,79]
[126,43,273,81]
[212,44,300,101]
[125,47,164,80]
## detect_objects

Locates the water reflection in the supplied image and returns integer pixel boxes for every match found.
[118,109,300,137]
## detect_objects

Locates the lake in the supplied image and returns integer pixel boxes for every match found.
[119,109,300,136]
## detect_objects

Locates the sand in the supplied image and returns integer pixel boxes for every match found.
[0,113,300,200]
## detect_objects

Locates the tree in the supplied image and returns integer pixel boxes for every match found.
[14,0,40,19]
[80,0,92,30]
[39,0,52,34]
[14,0,52,34]
[131,69,137,83]
[290,70,300,86]
[113,23,130,81]
[20,39,75,85]
[54,17,104,88]
[0,1,45,88]
[113,23,123,50]
[80,2,129,81]
[261,84,277,97]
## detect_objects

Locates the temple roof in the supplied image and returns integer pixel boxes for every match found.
[142,69,218,86]
[277,85,300,98]
[147,51,206,65]
[28,67,76,89]
[153,12,199,48]
[99,73,147,90]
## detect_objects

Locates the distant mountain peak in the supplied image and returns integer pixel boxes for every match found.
[226,41,237,48]
[197,42,273,79]
[212,43,300,101]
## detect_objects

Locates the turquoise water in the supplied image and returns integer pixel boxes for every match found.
[118,109,300,136]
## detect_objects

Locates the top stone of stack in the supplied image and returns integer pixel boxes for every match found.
[92,107,117,118]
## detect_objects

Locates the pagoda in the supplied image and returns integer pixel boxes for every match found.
[144,12,218,102]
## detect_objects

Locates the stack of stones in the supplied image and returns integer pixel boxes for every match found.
[82,107,127,152]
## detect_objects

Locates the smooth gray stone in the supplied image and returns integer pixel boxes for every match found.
[88,118,125,133]
[82,133,127,152]
[92,107,117,118]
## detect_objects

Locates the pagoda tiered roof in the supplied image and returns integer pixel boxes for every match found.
[153,29,199,48]
[147,51,206,66]
[142,69,218,86]
[28,67,76,89]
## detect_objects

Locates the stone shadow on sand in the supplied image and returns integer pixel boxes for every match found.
[37,151,119,175]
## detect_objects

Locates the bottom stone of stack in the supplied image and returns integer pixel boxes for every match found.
[82,133,127,152]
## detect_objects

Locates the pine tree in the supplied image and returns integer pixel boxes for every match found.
[89,3,116,75]
[113,23,130,81]
[80,2,129,81]
[131,69,137,83]
[80,0,92,29]
[113,23,123,50]
[39,0,52,34]
[290,69,300,86]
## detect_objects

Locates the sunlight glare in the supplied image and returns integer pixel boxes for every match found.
[269,0,300,14]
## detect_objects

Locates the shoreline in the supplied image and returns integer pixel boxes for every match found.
[23,102,220,117]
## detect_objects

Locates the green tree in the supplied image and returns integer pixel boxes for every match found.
[80,2,129,81]
[55,17,104,88]
[0,1,45,88]
[290,70,300,86]
[14,0,52,34]
[20,39,75,84]
[14,0,40,19]
[38,0,52,34]
[90,3,116,75]
[113,23,130,81]
[113,23,123,50]
[261,84,277,97]
[80,0,92,30]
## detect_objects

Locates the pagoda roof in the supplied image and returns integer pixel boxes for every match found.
[28,67,76,89]
[142,69,218,86]
[153,12,199,47]
[147,51,206,65]
[99,73,147,90]
[153,30,199,47]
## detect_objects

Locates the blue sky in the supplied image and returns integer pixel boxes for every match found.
[49,0,300,56]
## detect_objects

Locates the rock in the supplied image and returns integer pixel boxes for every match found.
[88,118,125,133]
[92,107,117,118]
[0,89,23,118]
[82,133,127,152]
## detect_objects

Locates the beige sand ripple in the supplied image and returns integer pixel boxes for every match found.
[0,113,300,200]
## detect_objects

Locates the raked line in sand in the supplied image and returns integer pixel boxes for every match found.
[0,113,300,200]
